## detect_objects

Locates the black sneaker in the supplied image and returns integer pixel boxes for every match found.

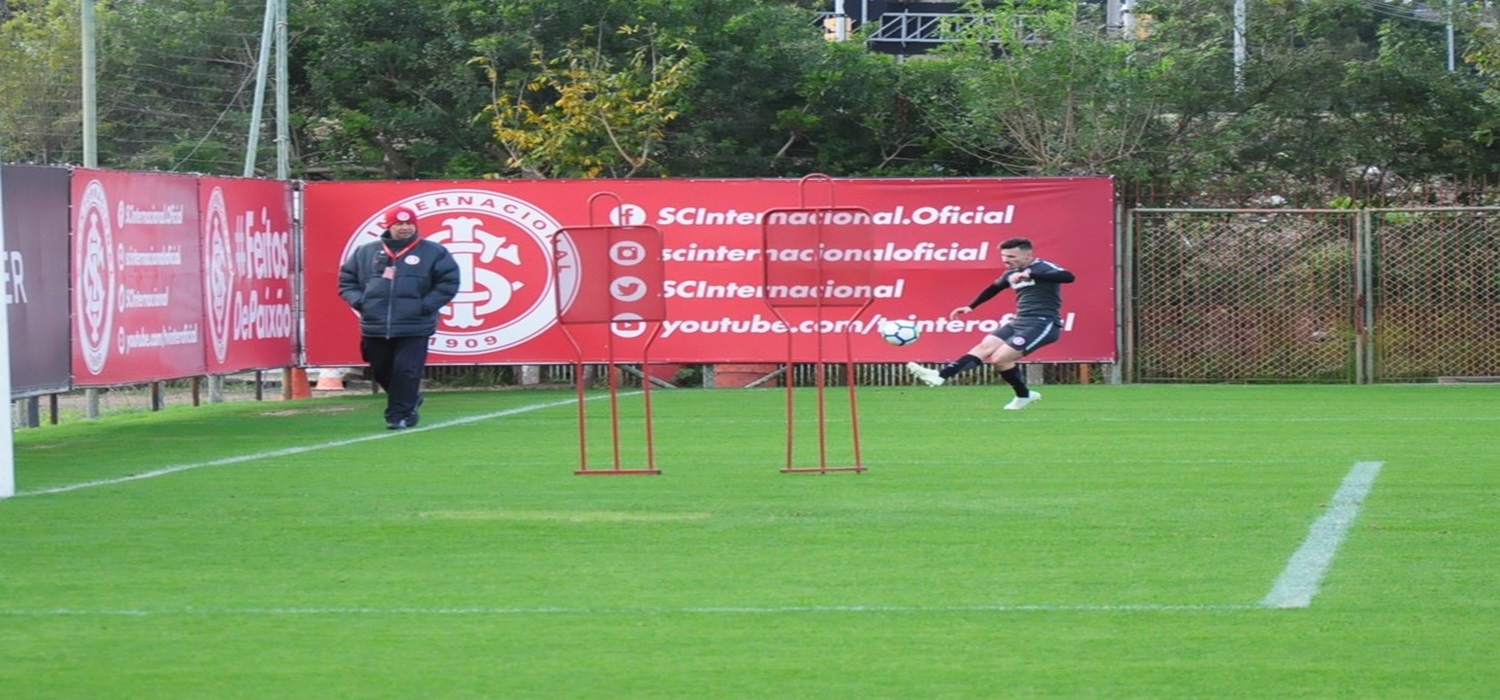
[386,419,408,430]
[408,395,425,427]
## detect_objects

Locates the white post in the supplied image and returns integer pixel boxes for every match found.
[81,0,97,168]
[1233,0,1246,91]
[1447,1,1456,72]
[0,159,16,498]
[276,0,291,179]
[245,1,276,177]
[82,0,101,419]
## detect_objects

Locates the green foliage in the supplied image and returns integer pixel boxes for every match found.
[1134,0,1500,202]
[90,0,271,174]
[290,0,508,179]
[671,364,703,387]
[476,24,696,178]
[652,2,851,176]
[782,41,959,176]
[919,0,1165,176]
[5,0,1500,192]
[0,0,85,163]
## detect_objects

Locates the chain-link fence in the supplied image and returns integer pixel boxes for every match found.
[1,1,273,174]
[1129,207,1500,383]
[1370,209,1500,381]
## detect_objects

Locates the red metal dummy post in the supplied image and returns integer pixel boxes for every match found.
[760,176,875,474]
[553,216,666,475]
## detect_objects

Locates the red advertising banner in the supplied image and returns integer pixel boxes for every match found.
[71,169,207,385]
[198,177,296,372]
[304,178,1115,365]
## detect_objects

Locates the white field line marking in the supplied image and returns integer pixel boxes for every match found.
[1260,460,1384,609]
[14,394,621,498]
[933,416,1500,424]
[0,603,1260,617]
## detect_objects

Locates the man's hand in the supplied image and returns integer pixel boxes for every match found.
[948,305,973,320]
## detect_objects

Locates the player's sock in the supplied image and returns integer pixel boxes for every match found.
[940,354,982,379]
[1000,367,1029,397]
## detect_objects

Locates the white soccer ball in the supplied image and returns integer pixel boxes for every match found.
[879,319,920,346]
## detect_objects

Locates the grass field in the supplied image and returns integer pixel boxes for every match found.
[3,384,1498,698]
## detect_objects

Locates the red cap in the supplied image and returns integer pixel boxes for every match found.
[381,206,418,227]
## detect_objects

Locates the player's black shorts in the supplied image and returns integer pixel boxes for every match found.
[990,316,1063,356]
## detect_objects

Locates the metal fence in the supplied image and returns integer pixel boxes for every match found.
[1127,207,1500,383]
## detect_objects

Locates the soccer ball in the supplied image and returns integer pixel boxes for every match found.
[879,319,920,346]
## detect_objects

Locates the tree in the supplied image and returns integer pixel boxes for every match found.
[1127,0,1499,202]
[653,2,849,176]
[1334,21,1500,187]
[92,0,271,174]
[477,24,695,178]
[464,0,928,178]
[777,41,949,176]
[290,0,511,179]
[0,0,84,164]
[919,0,1166,176]
[1457,2,1500,154]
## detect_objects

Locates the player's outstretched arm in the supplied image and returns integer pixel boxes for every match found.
[1028,261,1075,283]
[964,281,1006,312]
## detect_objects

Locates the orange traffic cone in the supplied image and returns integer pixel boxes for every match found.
[289,367,313,400]
[314,368,346,391]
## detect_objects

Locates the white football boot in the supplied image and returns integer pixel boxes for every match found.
[1003,391,1041,410]
[905,362,945,387]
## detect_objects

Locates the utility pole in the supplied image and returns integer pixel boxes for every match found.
[276,0,290,179]
[1447,1,1456,72]
[276,0,298,397]
[81,0,100,419]
[1110,0,1137,39]
[81,0,96,168]
[245,0,275,178]
[1234,0,1247,91]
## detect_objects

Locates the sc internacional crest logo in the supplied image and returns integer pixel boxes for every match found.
[203,186,236,363]
[74,179,118,375]
[342,189,581,356]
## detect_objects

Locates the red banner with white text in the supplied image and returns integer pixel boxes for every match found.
[197,177,297,373]
[303,177,1115,365]
[69,171,297,386]
[71,169,207,385]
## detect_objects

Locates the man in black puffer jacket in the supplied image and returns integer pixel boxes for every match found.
[338,205,461,430]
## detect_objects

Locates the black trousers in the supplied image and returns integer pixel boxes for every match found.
[361,335,429,423]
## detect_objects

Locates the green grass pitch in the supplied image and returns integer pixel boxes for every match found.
[2,384,1498,698]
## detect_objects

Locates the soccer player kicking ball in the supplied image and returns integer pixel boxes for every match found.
[907,237,1074,409]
